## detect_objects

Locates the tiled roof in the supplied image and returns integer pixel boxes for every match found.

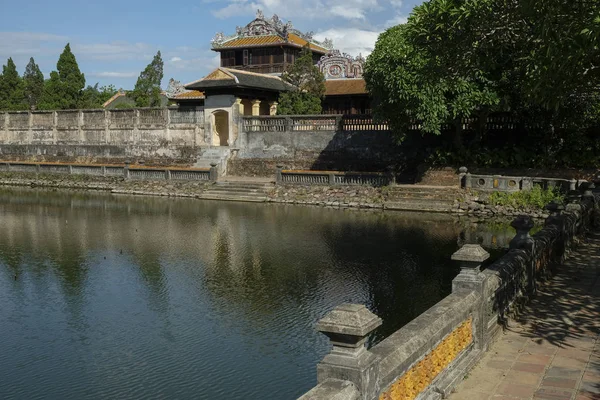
[185,68,293,92]
[103,91,127,108]
[171,90,205,100]
[217,34,328,53]
[325,79,368,96]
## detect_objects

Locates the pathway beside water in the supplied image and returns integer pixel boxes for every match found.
[449,231,600,400]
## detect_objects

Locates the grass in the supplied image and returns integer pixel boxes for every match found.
[488,186,564,210]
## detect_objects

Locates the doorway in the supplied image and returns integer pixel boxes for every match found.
[212,110,229,146]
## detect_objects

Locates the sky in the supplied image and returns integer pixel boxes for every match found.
[0,0,424,90]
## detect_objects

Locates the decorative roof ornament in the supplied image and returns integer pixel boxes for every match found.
[256,9,264,20]
[322,38,334,50]
[318,49,366,80]
[165,78,186,98]
[211,32,225,45]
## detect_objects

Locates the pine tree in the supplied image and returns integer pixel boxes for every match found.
[132,51,164,107]
[278,46,325,115]
[23,57,44,110]
[0,58,25,110]
[39,43,85,109]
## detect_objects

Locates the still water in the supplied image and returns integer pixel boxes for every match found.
[0,188,513,399]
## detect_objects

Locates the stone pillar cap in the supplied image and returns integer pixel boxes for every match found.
[511,215,534,231]
[316,304,382,337]
[451,244,490,263]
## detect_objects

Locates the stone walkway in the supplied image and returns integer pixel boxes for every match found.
[449,231,600,400]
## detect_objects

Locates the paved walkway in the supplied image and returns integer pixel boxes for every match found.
[449,231,600,400]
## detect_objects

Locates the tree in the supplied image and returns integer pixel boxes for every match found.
[131,51,164,107]
[39,43,85,109]
[277,46,325,115]
[23,57,44,110]
[364,0,600,144]
[0,57,25,110]
[80,84,118,109]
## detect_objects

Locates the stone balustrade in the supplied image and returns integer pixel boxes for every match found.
[459,167,581,193]
[299,197,595,399]
[275,166,393,187]
[0,161,216,182]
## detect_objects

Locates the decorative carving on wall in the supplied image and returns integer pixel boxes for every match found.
[318,50,366,79]
[379,318,473,400]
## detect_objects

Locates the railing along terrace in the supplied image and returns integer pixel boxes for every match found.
[0,161,215,182]
[243,115,393,133]
[275,167,392,187]
[2,107,205,133]
[342,114,389,131]
[459,168,578,192]
[299,199,595,400]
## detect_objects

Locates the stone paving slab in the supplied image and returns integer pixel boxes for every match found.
[449,231,600,400]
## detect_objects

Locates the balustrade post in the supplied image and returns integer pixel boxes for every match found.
[566,190,582,213]
[68,165,73,175]
[458,166,468,188]
[569,179,577,191]
[451,244,489,349]
[165,169,171,180]
[510,215,536,295]
[124,161,130,180]
[464,173,472,189]
[316,304,382,400]
[329,173,336,186]
[209,163,219,182]
[583,182,595,202]
[275,165,283,184]
[101,166,107,177]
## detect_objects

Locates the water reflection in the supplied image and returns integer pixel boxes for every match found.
[0,188,515,399]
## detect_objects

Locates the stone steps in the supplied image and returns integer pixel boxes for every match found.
[385,199,455,212]
[199,181,272,203]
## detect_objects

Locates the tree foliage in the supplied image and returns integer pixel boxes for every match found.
[278,46,325,115]
[364,0,600,143]
[23,57,44,110]
[0,58,26,110]
[131,51,164,107]
[39,43,85,110]
[80,84,118,109]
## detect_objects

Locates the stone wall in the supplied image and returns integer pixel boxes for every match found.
[298,196,596,400]
[0,108,205,166]
[232,118,404,177]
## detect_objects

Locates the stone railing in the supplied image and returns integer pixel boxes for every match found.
[275,167,392,187]
[0,108,204,146]
[0,161,216,182]
[458,167,583,193]
[243,115,342,132]
[342,115,389,131]
[298,195,595,400]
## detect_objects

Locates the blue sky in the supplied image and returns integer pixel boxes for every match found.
[0,0,424,90]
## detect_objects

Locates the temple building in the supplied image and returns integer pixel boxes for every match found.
[171,10,370,116]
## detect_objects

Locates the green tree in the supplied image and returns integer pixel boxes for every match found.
[0,57,26,110]
[23,57,44,110]
[39,43,85,110]
[364,0,600,144]
[131,51,164,107]
[80,84,118,109]
[277,46,325,115]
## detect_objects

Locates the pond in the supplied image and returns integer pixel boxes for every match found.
[0,188,517,399]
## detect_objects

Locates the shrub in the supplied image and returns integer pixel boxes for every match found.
[488,186,564,210]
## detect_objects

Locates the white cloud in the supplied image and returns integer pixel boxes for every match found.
[315,28,381,57]
[212,0,380,21]
[0,32,67,57]
[384,14,408,27]
[72,41,155,61]
[89,71,138,78]
[170,56,183,62]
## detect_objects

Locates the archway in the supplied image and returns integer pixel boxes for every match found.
[212,110,229,146]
